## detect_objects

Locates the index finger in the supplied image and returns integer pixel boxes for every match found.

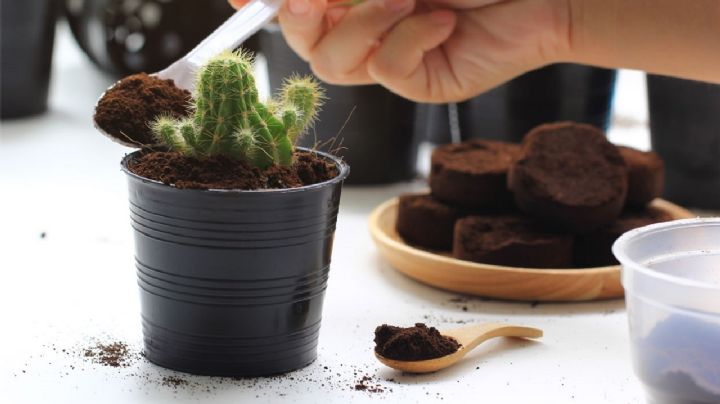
[278,0,329,60]
[228,0,250,9]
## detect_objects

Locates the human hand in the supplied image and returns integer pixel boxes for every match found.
[229,0,571,103]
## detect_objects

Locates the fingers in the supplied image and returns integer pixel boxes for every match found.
[227,0,249,9]
[307,0,415,83]
[325,7,349,29]
[421,0,502,10]
[278,0,329,61]
[367,10,458,101]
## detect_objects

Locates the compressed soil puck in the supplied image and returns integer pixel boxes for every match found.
[94,73,192,146]
[430,139,521,210]
[374,323,460,361]
[396,193,467,250]
[453,215,574,268]
[574,206,674,267]
[508,122,628,233]
[618,146,665,207]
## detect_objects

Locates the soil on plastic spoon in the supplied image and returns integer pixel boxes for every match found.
[94,73,192,146]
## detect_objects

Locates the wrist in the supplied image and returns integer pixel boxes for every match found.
[561,0,720,83]
[560,0,619,66]
[529,0,577,66]
[552,0,584,64]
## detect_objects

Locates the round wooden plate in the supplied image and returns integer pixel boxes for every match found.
[368,198,694,302]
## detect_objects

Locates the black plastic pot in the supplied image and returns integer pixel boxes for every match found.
[258,26,420,184]
[0,0,57,119]
[455,64,617,142]
[647,75,720,209]
[121,149,349,376]
[62,0,249,77]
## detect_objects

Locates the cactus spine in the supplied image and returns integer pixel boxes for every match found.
[151,51,323,169]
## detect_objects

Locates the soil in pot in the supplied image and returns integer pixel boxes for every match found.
[128,150,338,190]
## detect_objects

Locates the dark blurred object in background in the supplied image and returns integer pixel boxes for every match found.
[648,75,720,209]
[62,0,245,77]
[258,25,421,185]
[416,103,456,145]
[458,64,616,142]
[1,0,58,119]
[426,64,617,144]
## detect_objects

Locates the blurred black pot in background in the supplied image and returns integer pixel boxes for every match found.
[1,0,58,119]
[427,64,617,144]
[62,0,247,77]
[647,75,720,209]
[416,103,456,145]
[257,25,420,185]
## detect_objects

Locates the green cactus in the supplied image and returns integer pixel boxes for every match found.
[151,50,324,169]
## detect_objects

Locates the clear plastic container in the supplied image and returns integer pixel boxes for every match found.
[613,218,720,404]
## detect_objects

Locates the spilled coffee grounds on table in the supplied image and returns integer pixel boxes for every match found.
[162,375,190,388]
[94,73,191,146]
[83,341,135,368]
[354,375,385,392]
[128,150,338,190]
[21,338,397,396]
[374,323,460,361]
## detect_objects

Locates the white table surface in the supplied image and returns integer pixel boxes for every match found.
[0,24,664,404]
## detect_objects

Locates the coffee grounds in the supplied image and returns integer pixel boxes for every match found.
[453,215,574,268]
[83,342,133,368]
[28,339,395,397]
[162,376,190,387]
[128,150,338,190]
[374,323,460,361]
[507,122,628,233]
[511,122,627,207]
[637,315,720,403]
[94,73,192,146]
[354,375,384,393]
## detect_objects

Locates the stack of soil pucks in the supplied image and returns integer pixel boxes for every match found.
[396,122,670,268]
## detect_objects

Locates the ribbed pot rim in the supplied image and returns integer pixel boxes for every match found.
[120,147,350,194]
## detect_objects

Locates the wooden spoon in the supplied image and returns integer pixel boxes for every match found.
[375,323,543,373]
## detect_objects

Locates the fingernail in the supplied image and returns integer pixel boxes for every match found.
[430,10,455,24]
[384,0,409,12]
[289,0,311,15]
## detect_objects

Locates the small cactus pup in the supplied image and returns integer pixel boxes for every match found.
[151,50,324,169]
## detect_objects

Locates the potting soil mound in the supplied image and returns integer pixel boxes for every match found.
[128,150,338,190]
[94,73,192,146]
[374,323,460,361]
